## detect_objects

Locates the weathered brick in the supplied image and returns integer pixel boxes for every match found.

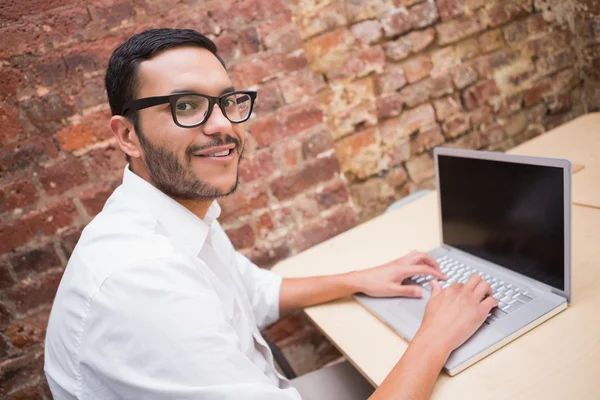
[239,149,276,183]
[381,8,412,38]
[294,204,358,251]
[497,111,527,136]
[44,7,92,48]
[300,128,335,160]
[437,0,463,20]
[56,111,112,152]
[80,181,119,216]
[39,158,89,196]
[381,103,436,140]
[254,81,285,114]
[0,180,38,214]
[270,155,340,200]
[0,66,26,102]
[403,55,433,83]
[430,46,459,77]
[20,94,74,134]
[327,46,386,81]
[88,0,135,31]
[232,52,309,87]
[86,144,127,180]
[4,385,44,400]
[376,64,408,94]
[9,243,61,280]
[412,123,445,153]
[0,23,44,58]
[0,264,15,290]
[6,310,49,350]
[75,78,107,111]
[0,0,79,20]
[239,27,261,55]
[315,180,351,211]
[376,92,405,119]
[6,269,64,315]
[0,351,44,397]
[384,28,436,61]
[452,64,478,89]
[481,0,532,28]
[479,29,506,54]
[406,153,435,183]
[0,303,12,330]
[59,226,82,259]
[259,13,304,53]
[469,105,496,126]
[347,0,395,23]
[462,79,500,110]
[399,74,454,107]
[250,115,285,148]
[225,224,256,250]
[0,200,77,253]
[289,0,347,39]
[304,28,354,68]
[351,19,383,44]
[545,93,572,115]
[255,211,275,238]
[475,48,521,79]
[335,127,383,179]
[0,106,22,144]
[63,37,121,75]
[247,239,291,269]
[409,0,440,29]
[219,186,270,223]
[442,113,471,137]
[455,38,479,62]
[436,13,485,45]
[0,138,59,179]
[213,32,241,64]
[279,70,324,105]
[295,195,321,220]
[433,94,463,120]
[282,101,324,136]
[504,20,529,43]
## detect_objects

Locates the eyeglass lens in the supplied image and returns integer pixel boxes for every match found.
[174,93,252,126]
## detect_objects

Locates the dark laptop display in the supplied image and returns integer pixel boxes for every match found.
[438,155,565,290]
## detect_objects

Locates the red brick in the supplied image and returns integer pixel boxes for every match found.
[475,48,520,79]
[304,28,352,64]
[469,105,495,126]
[213,32,241,64]
[437,0,463,20]
[0,352,44,397]
[219,186,270,223]
[479,29,505,53]
[6,269,64,315]
[9,243,62,280]
[0,180,38,214]
[523,80,553,107]
[295,204,358,251]
[0,138,59,178]
[240,27,261,55]
[381,8,412,38]
[384,28,435,61]
[504,20,528,43]
[433,94,463,120]
[381,103,436,140]
[351,20,383,44]
[254,81,284,114]
[247,239,290,269]
[279,70,324,104]
[295,195,320,221]
[399,74,454,107]
[481,0,532,28]
[88,0,135,30]
[455,39,479,62]
[5,385,44,400]
[29,55,67,88]
[259,13,303,53]
[406,153,435,183]
[56,110,112,152]
[462,80,500,110]
[452,64,478,89]
[497,111,527,136]
[300,128,334,160]
[20,94,74,133]
[44,7,92,47]
[39,158,88,196]
[270,155,340,200]
[403,55,433,83]
[409,0,440,29]
[225,224,255,250]
[255,212,275,237]
[0,23,44,58]
[237,0,285,22]
[436,13,485,45]
[0,106,22,144]
[0,66,26,102]
[233,53,309,87]
[412,123,445,153]
[346,0,394,23]
[0,303,12,329]
[334,127,379,163]
[282,101,324,136]
[0,263,15,290]
[497,93,524,117]
[86,144,127,179]
[315,180,351,211]
[376,93,405,119]
[6,310,49,350]
[0,0,78,20]
[59,226,82,258]
[376,65,407,94]
[430,46,458,77]
[442,113,471,138]
[545,93,572,115]
[0,200,77,253]
[63,37,121,75]
[239,149,276,183]
[80,181,119,216]
[249,115,284,148]
[75,78,108,110]
[327,46,386,81]
[273,137,300,169]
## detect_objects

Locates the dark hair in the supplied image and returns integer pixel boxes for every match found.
[104,28,225,163]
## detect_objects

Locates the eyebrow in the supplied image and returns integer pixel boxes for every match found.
[168,86,236,96]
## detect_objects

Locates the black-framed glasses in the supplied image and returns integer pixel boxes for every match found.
[121,90,257,128]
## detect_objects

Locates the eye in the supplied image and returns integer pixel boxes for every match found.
[176,102,197,111]
[223,98,236,108]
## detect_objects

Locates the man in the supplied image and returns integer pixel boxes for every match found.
[44,28,497,399]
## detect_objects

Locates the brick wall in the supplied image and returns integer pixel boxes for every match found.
[0,0,597,398]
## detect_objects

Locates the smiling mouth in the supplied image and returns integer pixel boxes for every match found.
[196,149,234,157]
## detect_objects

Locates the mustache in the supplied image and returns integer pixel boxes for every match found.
[186,135,241,160]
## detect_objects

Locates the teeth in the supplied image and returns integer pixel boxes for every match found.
[207,149,230,157]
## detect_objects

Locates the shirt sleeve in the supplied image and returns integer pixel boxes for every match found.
[212,221,284,330]
[80,255,300,400]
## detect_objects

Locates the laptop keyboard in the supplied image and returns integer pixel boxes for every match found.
[410,255,538,324]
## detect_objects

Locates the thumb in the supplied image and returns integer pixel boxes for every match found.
[430,280,442,296]
[396,284,422,298]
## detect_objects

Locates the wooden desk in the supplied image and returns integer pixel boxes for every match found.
[273,194,600,399]
[508,112,600,209]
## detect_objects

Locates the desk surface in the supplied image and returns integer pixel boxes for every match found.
[273,194,600,399]
[508,112,600,209]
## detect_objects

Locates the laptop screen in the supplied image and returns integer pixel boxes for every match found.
[438,153,565,290]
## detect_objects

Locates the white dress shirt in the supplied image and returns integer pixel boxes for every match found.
[44,165,302,399]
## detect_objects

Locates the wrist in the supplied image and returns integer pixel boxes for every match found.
[412,328,453,364]
[341,270,366,294]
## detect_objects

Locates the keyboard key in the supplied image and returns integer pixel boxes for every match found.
[492,308,507,318]
[505,301,524,313]
[498,302,508,310]
[500,296,512,303]
[517,294,533,303]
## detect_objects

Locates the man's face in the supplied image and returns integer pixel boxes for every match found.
[133,46,245,200]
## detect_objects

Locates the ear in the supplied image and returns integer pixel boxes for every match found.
[109,115,142,159]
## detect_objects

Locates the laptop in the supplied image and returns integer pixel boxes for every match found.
[354,147,571,376]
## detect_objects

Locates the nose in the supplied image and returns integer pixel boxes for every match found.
[202,104,233,136]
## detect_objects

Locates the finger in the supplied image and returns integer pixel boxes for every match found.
[404,264,447,281]
[395,284,422,298]
[473,279,492,301]
[479,295,499,313]
[410,252,440,270]
[430,280,442,296]
[464,274,482,292]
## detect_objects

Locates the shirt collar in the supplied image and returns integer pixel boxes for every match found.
[120,165,221,255]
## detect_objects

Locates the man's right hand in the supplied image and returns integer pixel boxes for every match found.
[417,274,499,355]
